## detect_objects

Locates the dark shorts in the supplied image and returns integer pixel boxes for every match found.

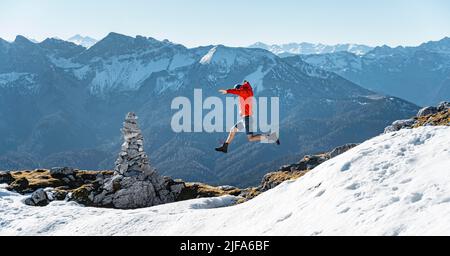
[233,116,254,135]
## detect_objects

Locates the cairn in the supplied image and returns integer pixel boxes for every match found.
[92,112,184,209]
[115,112,154,177]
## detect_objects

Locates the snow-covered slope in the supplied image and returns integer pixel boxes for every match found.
[1,126,449,236]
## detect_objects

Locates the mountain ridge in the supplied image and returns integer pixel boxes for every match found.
[288,36,450,106]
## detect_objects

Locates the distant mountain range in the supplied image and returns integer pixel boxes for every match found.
[287,37,450,106]
[0,33,418,187]
[249,42,373,57]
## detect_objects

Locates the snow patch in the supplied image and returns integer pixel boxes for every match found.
[200,46,217,64]
[89,56,170,95]
[199,46,237,69]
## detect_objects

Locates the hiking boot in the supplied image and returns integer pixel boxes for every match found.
[215,143,229,153]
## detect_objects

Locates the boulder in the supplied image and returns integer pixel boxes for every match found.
[417,106,438,117]
[49,167,75,179]
[0,172,14,184]
[71,184,96,206]
[24,188,50,206]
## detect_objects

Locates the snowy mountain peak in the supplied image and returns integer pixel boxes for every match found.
[67,34,98,48]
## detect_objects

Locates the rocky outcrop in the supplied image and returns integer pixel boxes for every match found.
[417,106,438,117]
[0,141,363,207]
[384,119,417,133]
[260,144,358,192]
[384,101,449,133]
[1,138,363,207]
[437,101,450,112]
[9,177,30,193]
[177,183,241,201]
[49,167,75,179]
[4,169,112,194]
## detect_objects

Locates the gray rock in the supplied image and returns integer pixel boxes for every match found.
[170,183,185,194]
[47,189,68,201]
[24,197,35,206]
[384,119,416,133]
[437,101,450,112]
[417,106,438,117]
[50,167,75,178]
[25,188,50,206]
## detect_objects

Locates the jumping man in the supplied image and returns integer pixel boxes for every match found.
[215,80,280,153]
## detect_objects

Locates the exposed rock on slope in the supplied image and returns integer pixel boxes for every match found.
[384,101,449,133]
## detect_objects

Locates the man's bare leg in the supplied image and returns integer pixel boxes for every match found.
[225,127,239,144]
[247,134,267,142]
[248,133,280,144]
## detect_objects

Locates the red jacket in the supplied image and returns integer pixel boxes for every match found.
[226,81,254,117]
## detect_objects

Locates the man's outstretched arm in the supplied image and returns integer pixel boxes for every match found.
[219,85,250,95]
[219,89,240,95]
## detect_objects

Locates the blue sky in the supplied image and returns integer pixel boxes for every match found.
[1,0,449,47]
